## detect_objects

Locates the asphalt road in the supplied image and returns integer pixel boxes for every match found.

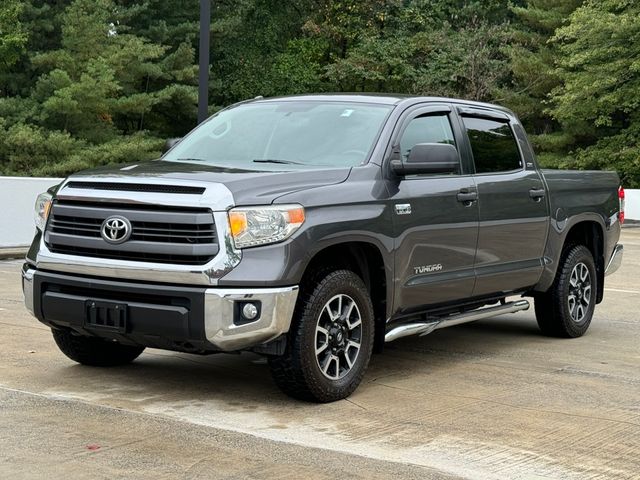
[1,229,639,480]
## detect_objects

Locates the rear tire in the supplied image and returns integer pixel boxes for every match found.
[269,269,374,402]
[534,245,597,338]
[52,329,145,366]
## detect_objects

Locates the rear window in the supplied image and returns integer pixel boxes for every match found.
[462,117,523,174]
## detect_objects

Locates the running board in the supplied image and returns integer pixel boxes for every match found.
[385,300,530,343]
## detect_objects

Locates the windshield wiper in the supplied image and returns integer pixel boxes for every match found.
[173,157,307,166]
[252,158,305,165]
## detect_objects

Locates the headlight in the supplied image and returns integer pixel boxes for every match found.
[228,204,305,249]
[34,192,52,231]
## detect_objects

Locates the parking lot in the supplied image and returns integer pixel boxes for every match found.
[1,229,639,480]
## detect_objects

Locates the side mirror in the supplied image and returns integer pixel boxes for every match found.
[162,137,182,154]
[391,143,459,176]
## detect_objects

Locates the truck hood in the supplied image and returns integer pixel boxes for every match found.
[66,160,352,206]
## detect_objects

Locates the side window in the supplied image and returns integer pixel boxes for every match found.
[462,117,523,173]
[399,114,459,174]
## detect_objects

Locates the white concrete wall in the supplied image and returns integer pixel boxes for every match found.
[0,177,639,248]
[0,177,63,248]
[627,189,640,223]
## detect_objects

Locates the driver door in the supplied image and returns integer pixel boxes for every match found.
[388,104,479,314]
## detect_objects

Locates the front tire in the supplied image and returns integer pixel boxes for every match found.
[534,245,597,338]
[52,329,145,366]
[269,269,375,402]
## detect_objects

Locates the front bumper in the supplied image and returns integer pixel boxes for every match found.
[22,266,298,352]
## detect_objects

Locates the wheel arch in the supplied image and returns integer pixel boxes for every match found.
[301,240,392,353]
[562,220,605,303]
[536,216,606,303]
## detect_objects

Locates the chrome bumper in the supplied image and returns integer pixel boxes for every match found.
[204,286,298,351]
[22,267,35,315]
[605,244,623,276]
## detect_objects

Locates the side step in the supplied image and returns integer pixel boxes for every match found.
[385,299,530,343]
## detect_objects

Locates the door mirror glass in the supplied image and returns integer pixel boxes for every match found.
[392,143,459,176]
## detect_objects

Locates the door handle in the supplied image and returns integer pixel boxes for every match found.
[456,191,478,205]
[529,188,545,202]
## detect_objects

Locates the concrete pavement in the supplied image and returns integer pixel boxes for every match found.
[1,230,639,479]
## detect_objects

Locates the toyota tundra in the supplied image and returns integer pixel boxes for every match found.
[23,94,624,402]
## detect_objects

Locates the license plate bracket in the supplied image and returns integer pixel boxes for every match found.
[85,300,128,333]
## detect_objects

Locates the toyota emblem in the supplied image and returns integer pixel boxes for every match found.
[101,216,132,244]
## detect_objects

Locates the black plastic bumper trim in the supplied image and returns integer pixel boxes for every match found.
[32,270,218,353]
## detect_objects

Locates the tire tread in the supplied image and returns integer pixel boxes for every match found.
[535,244,596,338]
[52,329,145,366]
[269,268,374,402]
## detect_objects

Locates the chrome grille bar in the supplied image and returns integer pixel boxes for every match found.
[45,200,218,265]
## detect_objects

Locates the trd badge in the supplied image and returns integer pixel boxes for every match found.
[395,203,412,215]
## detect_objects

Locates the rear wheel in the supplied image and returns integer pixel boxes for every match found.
[52,329,145,366]
[268,269,374,402]
[534,245,597,338]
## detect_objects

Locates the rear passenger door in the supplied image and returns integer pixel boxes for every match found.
[456,107,549,296]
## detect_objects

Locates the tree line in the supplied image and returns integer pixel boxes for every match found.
[0,0,638,186]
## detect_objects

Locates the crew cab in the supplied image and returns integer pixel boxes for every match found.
[23,94,624,402]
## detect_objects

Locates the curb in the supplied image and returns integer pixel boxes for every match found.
[0,248,27,260]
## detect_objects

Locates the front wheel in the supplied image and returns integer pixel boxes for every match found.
[535,244,597,338]
[52,329,145,366]
[268,269,375,402]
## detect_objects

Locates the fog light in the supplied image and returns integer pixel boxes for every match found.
[242,302,259,320]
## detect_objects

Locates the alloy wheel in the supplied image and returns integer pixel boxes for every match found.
[568,262,591,323]
[315,294,362,380]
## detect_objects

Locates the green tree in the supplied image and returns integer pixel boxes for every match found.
[209,0,319,103]
[1,1,71,98]
[307,0,517,98]
[502,0,581,129]
[0,0,638,185]
[0,0,29,93]
[0,0,201,175]
[549,0,640,186]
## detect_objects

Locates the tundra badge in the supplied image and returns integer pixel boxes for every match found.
[414,264,444,275]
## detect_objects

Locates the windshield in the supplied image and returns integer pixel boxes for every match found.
[162,101,393,169]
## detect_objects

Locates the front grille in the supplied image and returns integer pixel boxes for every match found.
[49,217,216,244]
[45,201,218,265]
[65,182,206,195]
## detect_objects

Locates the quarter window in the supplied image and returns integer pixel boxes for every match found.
[463,117,523,173]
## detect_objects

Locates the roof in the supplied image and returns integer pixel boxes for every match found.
[252,93,515,116]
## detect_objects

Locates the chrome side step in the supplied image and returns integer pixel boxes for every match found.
[385,300,530,343]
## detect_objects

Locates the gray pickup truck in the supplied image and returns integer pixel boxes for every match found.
[23,94,624,402]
